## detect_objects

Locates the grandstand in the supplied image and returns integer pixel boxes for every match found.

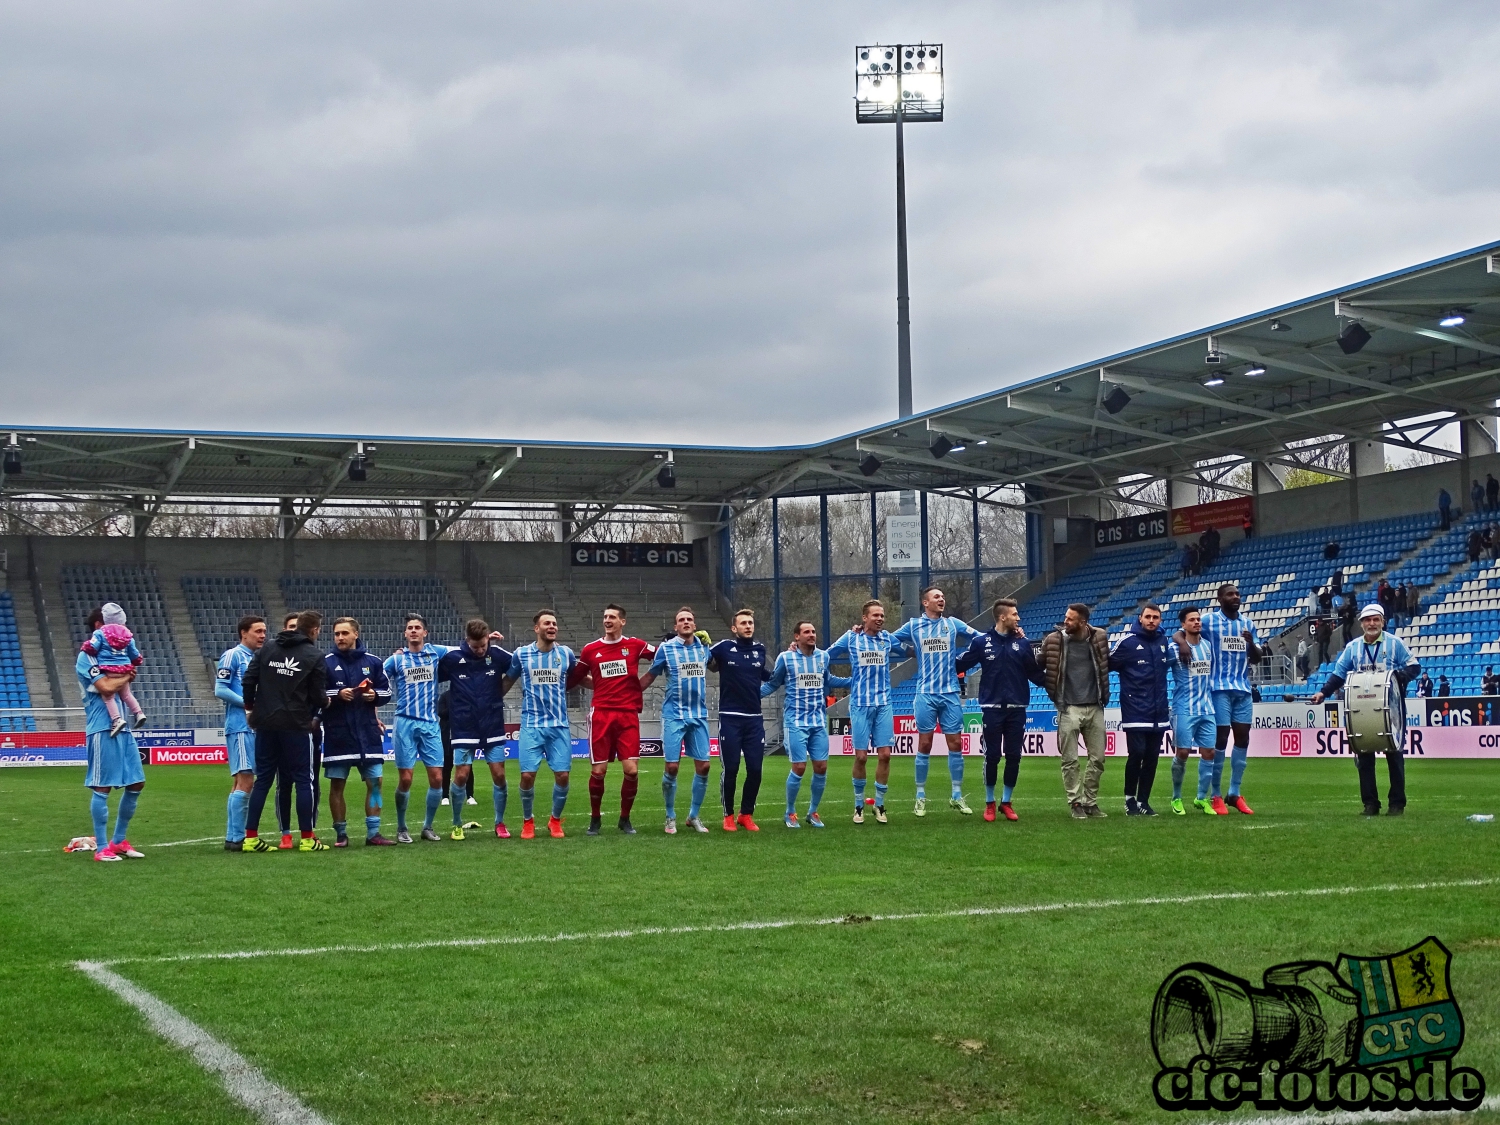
[59,566,196,722]
[0,591,35,731]
[279,574,466,659]
[181,576,271,666]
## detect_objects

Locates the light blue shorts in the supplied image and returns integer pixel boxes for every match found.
[519,726,573,773]
[394,719,443,770]
[1211,690,1253,727]
[850,703,894,750]
[324,761,383,782]
[662,715,711,763]
[85,729,145,789]
[226,731,254,774]
[1174,714,1217,751]
[914,692,963,735]
[784,724,829,763]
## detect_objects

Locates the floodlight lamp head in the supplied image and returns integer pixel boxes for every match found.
[1439,309,1467,328]
[2,443,21,476]
[657,462,676,489]
[1205,336,1224,365]
[1337,321,1372,355]
[858,453,882,477]
[347,454,369,482]
[1243,364,1267,377]
[1202,375,1225,388]
[929,433,954,460]
[856,43,943,123]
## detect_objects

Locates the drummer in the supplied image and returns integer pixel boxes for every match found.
[1310,603,1420,817]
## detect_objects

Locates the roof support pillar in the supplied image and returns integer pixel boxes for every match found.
[1351,439,1385,478]
[1253,462,1286,493]
[277,498,296,540]
[1168,479,1198,511]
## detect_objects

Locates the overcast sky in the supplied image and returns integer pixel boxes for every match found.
[3,2,1499,446]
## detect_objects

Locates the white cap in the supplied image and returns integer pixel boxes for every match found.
[101,602,127,626]
[1359,603,1385,621]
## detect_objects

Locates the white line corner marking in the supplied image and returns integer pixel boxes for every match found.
[93,875,1498,968]
[75,960,333,1125]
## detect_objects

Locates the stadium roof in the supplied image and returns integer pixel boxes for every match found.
[6,238,1500,535]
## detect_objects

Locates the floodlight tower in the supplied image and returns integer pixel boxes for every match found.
[856,42,943,620]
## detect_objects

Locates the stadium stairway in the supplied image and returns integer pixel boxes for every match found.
[6,573,60,715]
[0,590,37,731]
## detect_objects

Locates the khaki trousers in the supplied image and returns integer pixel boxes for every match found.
[1056,704,1106,807]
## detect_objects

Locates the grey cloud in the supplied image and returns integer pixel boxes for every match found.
[2,1,1499,444]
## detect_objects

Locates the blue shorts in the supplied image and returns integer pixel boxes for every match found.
[519,727,573,773]
[1211,690,1253,726]
[784,724,829,763]
[452,730,506,768]
[85,729,145,789]
[226,731,254,774]
[324,760,383,781]
[850,703,894,750]
[1174,714,1217,750]
[914,692,963,735]
[394,719,443,770]
[662,715,711,763]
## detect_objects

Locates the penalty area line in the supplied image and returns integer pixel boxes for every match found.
[92,876,1499,968]
[74,960,334,1125]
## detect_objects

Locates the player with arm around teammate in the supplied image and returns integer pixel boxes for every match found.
[1183,583,1263,815]
[761,621,852,829]
[503,610,579,839]
[437,618,512,840]
[955,597,1046,822]
[570,604,655,836]
[217,614,266,850]
[639,607,714,834]
[707,608,772,831]
[1167,607,1219,816]
[383,613,459,843]
[321,616,395,847]
[1310,604,1420,817]
[825,599,910,824]
[890,586,983,817]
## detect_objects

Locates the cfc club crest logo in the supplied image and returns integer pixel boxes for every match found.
[1150,937,1484,1113]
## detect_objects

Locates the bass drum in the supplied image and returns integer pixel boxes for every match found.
[1343,669,1406,755]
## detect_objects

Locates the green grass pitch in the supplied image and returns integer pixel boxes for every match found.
[1,757,1498,1124]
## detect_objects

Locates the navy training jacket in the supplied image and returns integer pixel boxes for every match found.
[438,644,512,740]
[709,637,772,715]
[955,627,1047,710]
[321,646,392,764]
[1107,621,1172,729]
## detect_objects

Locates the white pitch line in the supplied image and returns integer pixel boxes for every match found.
[93,876,1499,968]
[1234,1093,1498,1124]
[4,835,221,856]
[75,960,334,1125]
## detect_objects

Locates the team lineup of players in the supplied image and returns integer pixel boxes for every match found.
[78,577,1409,859]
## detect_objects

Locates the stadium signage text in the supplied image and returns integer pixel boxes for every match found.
[1095,513,1168,548]
[1422,696,1500,726]
[1170,497,1254,537]
[571,544,693,567]
[1150,937,1485,1113]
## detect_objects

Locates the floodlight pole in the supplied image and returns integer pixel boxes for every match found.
[895,94,920,623]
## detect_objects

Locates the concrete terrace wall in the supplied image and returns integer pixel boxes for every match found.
[1255,451,1500,536]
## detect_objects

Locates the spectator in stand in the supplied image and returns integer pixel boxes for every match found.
[1181,542,1198,578]
[1407,583,1421,622]
[1324,538,1341,561]
[1241,513,1253,539]
[1305,587,1320,618]
[1315,616,1333,668]
[1318,587,1334,616]
[1488,473,1499,514]
[1339,597,1356,645]
[1376,579,1393,620]
[1484,526,1495,559]
[1437,674,1452,697]
[1483,667,1500,696]
[1438,487,1452,530]
[1332,567,1344,596]
[1415,671,1434,697]
[1393,583,1408,626]
[1472,479,1485,518]
[1468,526,1484,563]
[1296,636,1310,680]
[1197,529,1215,570]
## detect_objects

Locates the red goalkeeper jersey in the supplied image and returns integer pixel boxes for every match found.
[572,636,656,712]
